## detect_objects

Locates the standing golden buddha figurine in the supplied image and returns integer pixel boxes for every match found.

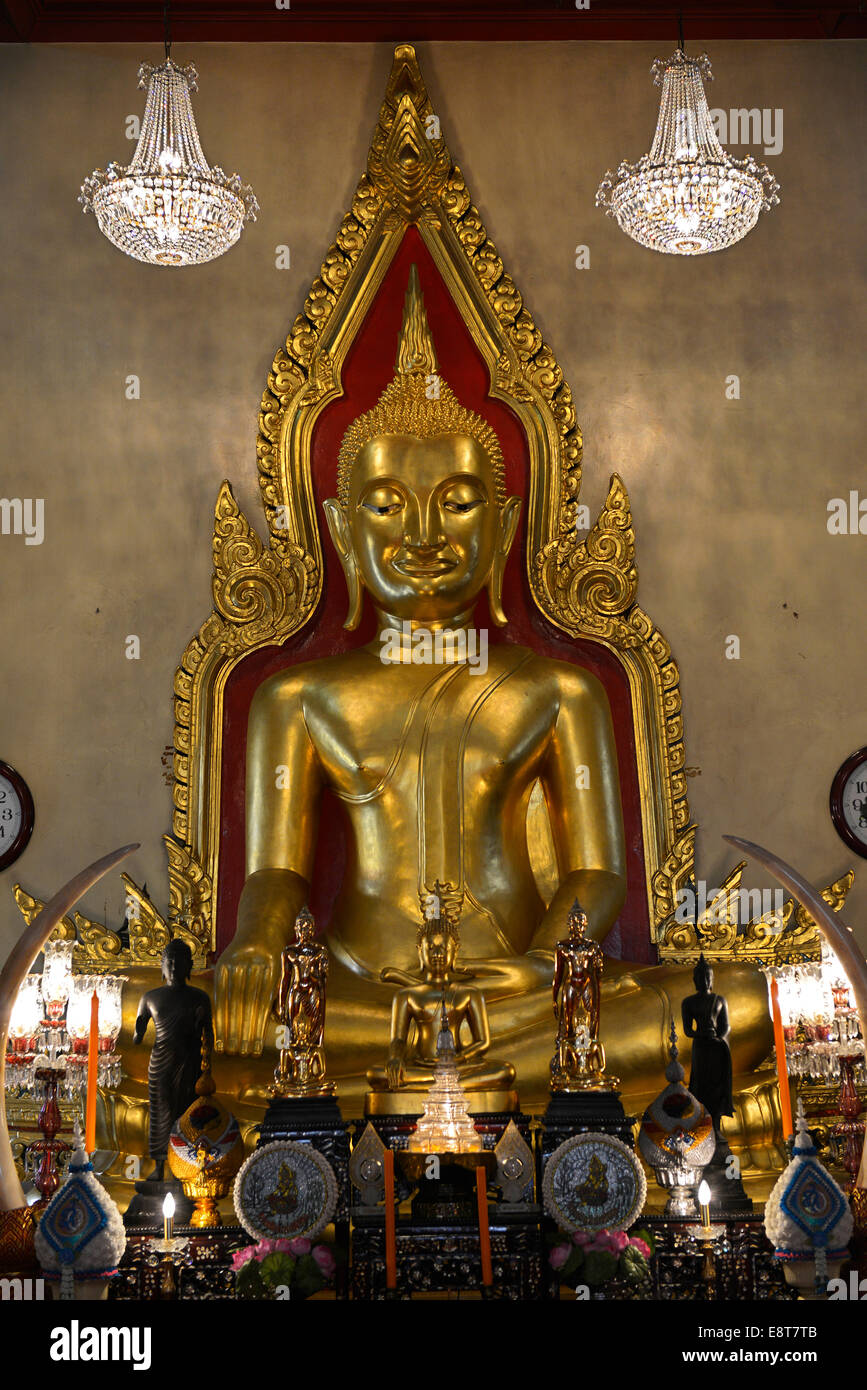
[271,906,335,1098]
[550,899,619,1093]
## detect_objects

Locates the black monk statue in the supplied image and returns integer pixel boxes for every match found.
[133,938,214,1179]
[680,953,734,1135]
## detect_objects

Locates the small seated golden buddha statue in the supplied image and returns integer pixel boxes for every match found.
[366,887,517,1114]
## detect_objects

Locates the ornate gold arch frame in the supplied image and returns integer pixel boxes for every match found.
[15,44,849,971]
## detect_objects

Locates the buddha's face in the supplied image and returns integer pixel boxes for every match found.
[161,950,191,988]
[568,911,588,941]
[326,433,519,625]
[419,928,456,977]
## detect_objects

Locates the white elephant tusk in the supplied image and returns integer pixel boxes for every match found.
[0,843,139,1211]
[724,834,867,1189]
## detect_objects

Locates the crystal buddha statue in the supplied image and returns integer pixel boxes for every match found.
[114,267,772,1134]
[365,885,517,1112]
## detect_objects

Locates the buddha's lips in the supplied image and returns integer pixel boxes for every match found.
[393,556,457,576]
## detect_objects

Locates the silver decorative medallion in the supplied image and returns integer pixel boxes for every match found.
[542,1131,646,1233]
[349,1122,387,1206]
[233,1140,338,1242]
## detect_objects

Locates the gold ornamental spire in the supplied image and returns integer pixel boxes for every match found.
[395,264,438,376]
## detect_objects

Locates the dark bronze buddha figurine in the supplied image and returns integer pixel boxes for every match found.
[680,953,735,1134]
[133,939,213,1179]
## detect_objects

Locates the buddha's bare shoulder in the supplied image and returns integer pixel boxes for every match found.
[250,649,371,710]
[498,644,610,707]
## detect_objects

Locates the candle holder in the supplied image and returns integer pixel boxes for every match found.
[830,1054,865,1191]
[681,1180,727,1249]
[41,942,74,1023]
[28,1066,71,1201]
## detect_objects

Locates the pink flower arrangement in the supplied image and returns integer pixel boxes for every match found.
[571,1229,628,1255]
[232,1237,314,1267]
[232,1236,340,1298]
[548,1227,654,1288]
[312,1244,336,1278]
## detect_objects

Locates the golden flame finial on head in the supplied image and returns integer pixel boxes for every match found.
[417,880,461,945]
[335,265,505,508]
[395,264,438,376]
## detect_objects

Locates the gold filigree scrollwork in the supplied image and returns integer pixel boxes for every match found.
[13,885,79,948]
[122,872,173,965]
[165,477,319,951]
[651,827,697,937]
[12,881,170,974]
[212,481,316,649]
[533,474,638,644]
[658,866,854,968]
[256,175,381,543]
[161,843,210,966]
[440,170,583,519]
[368,45,451,221]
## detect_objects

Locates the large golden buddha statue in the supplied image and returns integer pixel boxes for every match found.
[199,267,771,1117]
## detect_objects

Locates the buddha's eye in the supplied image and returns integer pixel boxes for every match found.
[441,485,485,515]
[442,498,481,514]
[361,488,403,517]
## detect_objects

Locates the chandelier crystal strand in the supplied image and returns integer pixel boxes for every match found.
[596,50,779,256]
[79,60,258,267]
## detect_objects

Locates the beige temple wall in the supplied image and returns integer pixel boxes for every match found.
[0,38,865,962]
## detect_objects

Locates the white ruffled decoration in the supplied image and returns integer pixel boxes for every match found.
[34,1123,126,1297]
[764,1099,852,1261]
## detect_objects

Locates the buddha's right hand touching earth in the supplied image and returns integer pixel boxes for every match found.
[215,868,307,1055]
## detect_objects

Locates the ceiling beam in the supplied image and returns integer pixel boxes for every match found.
[2,1,867,43]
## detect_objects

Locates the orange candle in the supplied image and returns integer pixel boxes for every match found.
[770,977,794,1140]
[475,1166,493,1287]
[85,989,99,1153]
[384,1148,397,1289]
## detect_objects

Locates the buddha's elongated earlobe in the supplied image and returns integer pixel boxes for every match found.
[487,496,521,626]
[324,498,364,631]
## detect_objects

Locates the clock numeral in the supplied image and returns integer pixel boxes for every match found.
[0,808,12,821]
[0,790,6,802]
[856,780,867,794]
[0,826,5,838]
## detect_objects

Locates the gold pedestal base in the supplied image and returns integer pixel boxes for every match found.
[189,1194,223,1228]
[550,1075,620,1094]
[269,1080,337,1100]
[364,1087,519,1116]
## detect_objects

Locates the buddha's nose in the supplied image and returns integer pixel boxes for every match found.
[403,496,444,550]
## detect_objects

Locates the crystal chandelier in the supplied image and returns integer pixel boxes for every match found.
[80,58,258,267]
[596,50,779,256]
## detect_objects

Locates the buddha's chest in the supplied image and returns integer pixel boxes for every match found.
[313,669,552,802]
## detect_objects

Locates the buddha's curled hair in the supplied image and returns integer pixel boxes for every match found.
[335,265,506,508]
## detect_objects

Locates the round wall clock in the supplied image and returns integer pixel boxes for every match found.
[0,761,34,872]
[830,748,867,859]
